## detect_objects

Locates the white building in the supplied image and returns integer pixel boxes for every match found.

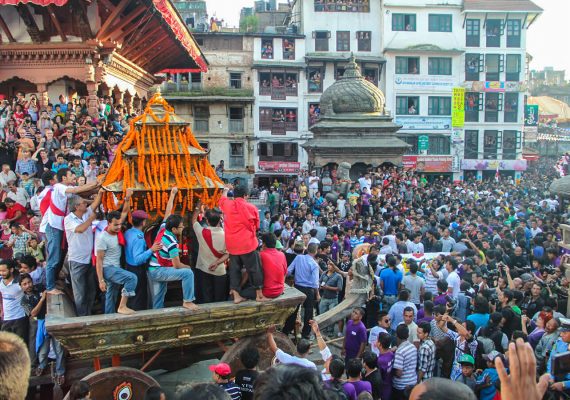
[383,0,465,180]
[251,0,385,185]
[460,0,542,181]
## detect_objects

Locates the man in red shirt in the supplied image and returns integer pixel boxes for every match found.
[4,198,28,226]
[218,184,266,303]
[257,232,287,299]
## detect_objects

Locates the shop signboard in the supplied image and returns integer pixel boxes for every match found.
[461,159,527,171]
[462,81,525,93]
[394,75,454,91]
[258,161,301,173]
[395,116,451,131]
[418,135,429,151]
[525,105,539,127]
[452,87,465,127]
[402,155,453,172]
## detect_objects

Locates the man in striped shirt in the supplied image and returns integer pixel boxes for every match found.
[417,322,436,382]
[392,324,418,400]
[210,362,242,400]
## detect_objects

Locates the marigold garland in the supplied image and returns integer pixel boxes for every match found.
[101,93,222,220]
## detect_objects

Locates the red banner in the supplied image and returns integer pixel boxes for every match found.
[402,156,452,173]
[258,161,301,174]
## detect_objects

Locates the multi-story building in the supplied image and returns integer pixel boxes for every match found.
[161,32,256,186]
[383,0,465,180]
[459,0,542,181]
[172,0,209,31]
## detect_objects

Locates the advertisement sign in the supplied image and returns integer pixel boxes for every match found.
[395,116,451,131]
[258,161,301,174]
[402,155,453,172]
[394,75,454,91]
[452,87,465,127]
[462,81,525,93]
[461,159,528,171]
[418,135,429,151]
[525,105,539,127]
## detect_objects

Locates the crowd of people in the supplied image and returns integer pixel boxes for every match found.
[1,91,570,399]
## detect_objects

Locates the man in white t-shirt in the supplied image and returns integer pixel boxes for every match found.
[64,189,103,316]
[0,260,27,341]
[445,258,461,299]
[46,168,99,294]
[308,171,320,199]
[358,172,372,192]
[267,325,316,369]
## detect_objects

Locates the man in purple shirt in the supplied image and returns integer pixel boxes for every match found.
[360,187,372,216]
[343,307,367,361]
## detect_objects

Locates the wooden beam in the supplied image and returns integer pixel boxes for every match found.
[47,5,67,41]
[97,0,132,40]
[72,0,94,40]
[100,5,146,42]
[121,23,164,58]
[0,14,15,43]
[131,34,170,64]
[140,42,180,70]
[15,4,41,43]
[115,16,158,46]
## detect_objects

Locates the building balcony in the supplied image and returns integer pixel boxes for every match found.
[229,119,244,132]
[158,84,254,98]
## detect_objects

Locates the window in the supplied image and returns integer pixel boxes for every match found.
[308,103,321,127]
[465,92,482,122]
[392,13,416,31]
[428,57,452,75]
[428,96,451,115]
[485,93,503,122]
[229,72,242,89]
[259,71,298,98]
[363,67,379,86]
[504,93,519,123]
[335,66,345,80]
[486,20,503,47]
[193,106,209,132]
[229,107,244,132]
[261,39,273,59]
[314,31,330,51]
[199,142,209,160]
[258,142,298,161]
[314,0,369,12]
[259,107,298,134]
[307,67,324,93]
[396,96,419,115]
[357,31,371,52]
[429,136,451,155]
[483,130,499,159]
[190,72,202,90]
[428,14,452,32]
[506,20,521,48]
[506,54,521,81]
[283,38,295,60]
[465,53,482,81]
[404,137,418,154]
[229,142,244,168]
[396,57,420,74]
[465,130,479,159]
[502,130,518,159]
[485,54,503,81]
[336,31,350,51]
[466,19,480,47]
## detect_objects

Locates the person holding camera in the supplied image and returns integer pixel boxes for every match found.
[546,317,570,393]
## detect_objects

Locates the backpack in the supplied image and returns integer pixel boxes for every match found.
[327,381,349,400]
[476,335,496,354]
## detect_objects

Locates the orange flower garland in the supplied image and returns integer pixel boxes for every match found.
[101,93,222,219]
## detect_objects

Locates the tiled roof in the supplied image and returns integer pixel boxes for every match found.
[463,0,543,12]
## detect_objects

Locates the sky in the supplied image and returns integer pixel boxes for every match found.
[205,0,569,77]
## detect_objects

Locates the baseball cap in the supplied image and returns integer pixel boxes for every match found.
[458,354,475,366]
[209,362,231,376]
[132,210,149,219]
[559,317,570,332]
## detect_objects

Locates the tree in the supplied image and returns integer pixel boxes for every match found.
[240,15,259,33]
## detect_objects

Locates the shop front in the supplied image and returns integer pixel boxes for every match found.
[254,161,301,187]
[461,159,527,182]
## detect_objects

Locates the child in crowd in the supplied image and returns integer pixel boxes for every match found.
[51,153,68,173]
[210,362,241,400]
[19,172,35,197]
[476,351,502,400]
[454,354,477,392]
[235,347,260,400]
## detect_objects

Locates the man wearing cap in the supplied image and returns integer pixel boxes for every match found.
[209,362,242,400]
[547,317,570,393]
[64,189,104,316]
[124,209,162,311]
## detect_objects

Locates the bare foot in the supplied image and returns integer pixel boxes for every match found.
[117,306,135,315]
[230,290,246,304]
[256,295,271,302]
[47,289,63,295]
[183,301,200,311]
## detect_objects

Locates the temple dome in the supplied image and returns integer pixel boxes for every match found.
[319,54,386,117]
